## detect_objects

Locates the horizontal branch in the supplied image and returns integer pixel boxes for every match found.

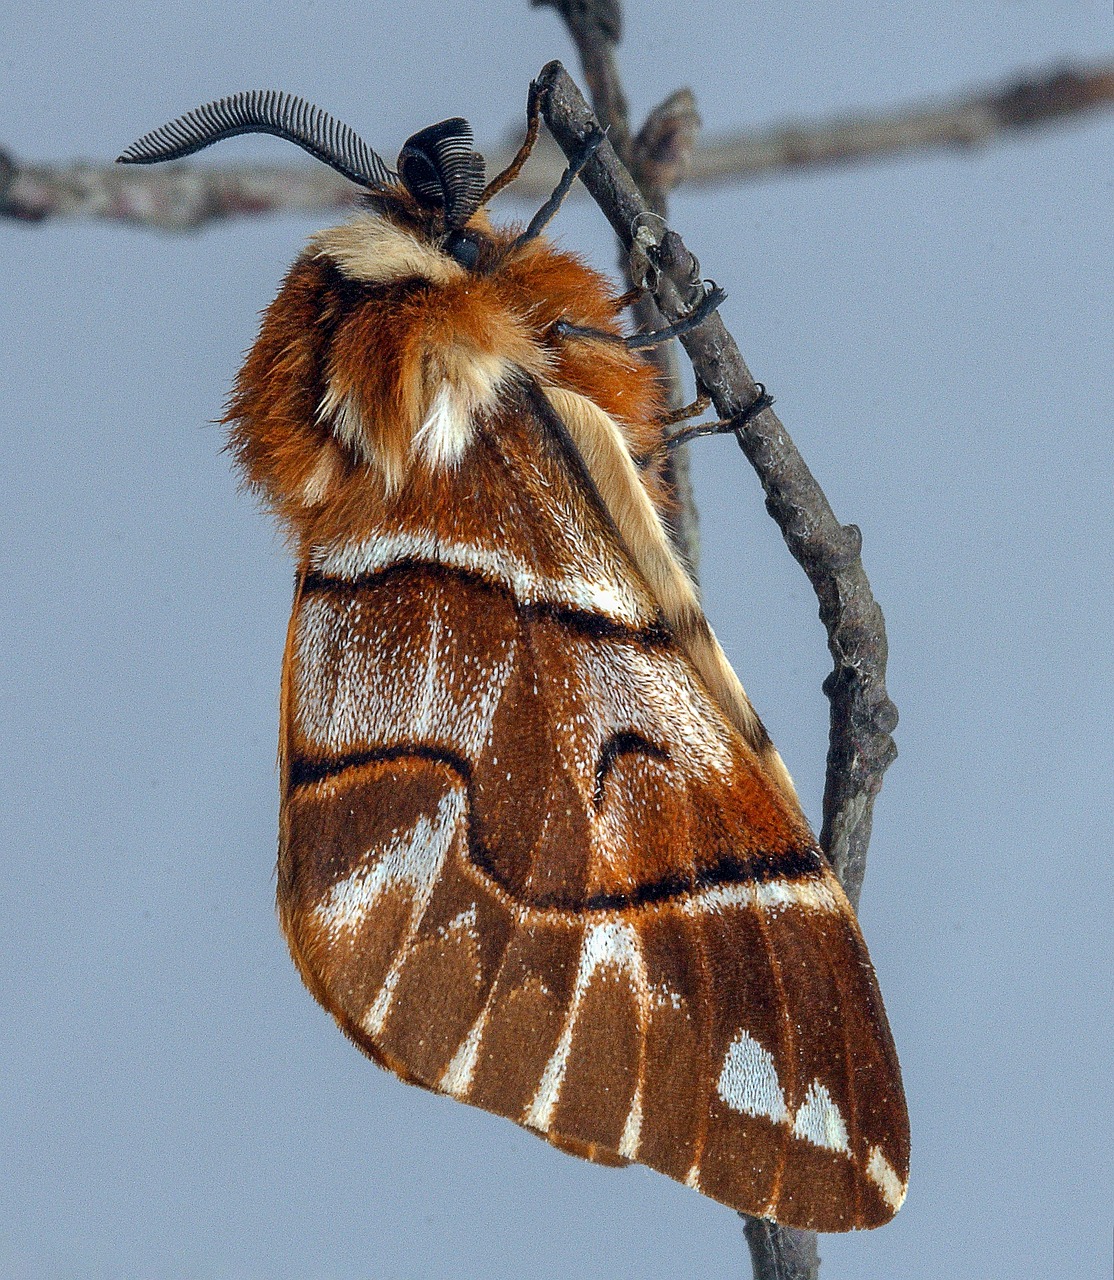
[689,59,1114,185]
[0,156,356,229]
[3,60,1110,228]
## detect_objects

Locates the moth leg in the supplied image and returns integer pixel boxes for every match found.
[547,285,647,344]
[482,79,543,203]
[508,125,607,252]
[662,384,774,453]
[633,385,774,468]
[660,391,712,427]
[549,317,626,344]
[550,284,727,350]
[624,283,727,349]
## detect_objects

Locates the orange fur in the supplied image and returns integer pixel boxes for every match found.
[225,208,666,554]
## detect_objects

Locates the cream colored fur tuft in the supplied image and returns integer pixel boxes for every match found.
[311,213,465,287]
[412,382,476,470]
[302,441,343,507]
[541,384,800,806]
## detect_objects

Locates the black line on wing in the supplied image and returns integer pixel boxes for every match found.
[593,731,670,808]
[302,560,672,645]
[288,743,472,789]
[468,835,824,912]
[289,742,824,911]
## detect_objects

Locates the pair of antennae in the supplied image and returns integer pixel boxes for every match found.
[117,89,488,230]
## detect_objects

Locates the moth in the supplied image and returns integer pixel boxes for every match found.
[119,86,909,1232]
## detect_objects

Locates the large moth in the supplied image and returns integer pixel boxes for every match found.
[119,87,908,1232]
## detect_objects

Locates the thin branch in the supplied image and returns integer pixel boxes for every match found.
[741,1218,822,1280]
[3,61,1110,228]
[690,61,1114,184]
[537,54,898,914]
[625,86,702,570]
[531,0,632,163]
[537,58,903,1280]
[0,158,355,229]
[631,88,700,212]
[533,0,702,568]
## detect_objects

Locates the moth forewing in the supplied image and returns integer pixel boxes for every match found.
[121,90,909,1233]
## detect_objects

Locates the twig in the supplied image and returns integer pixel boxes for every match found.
[741,1218,822,1280]
[537,58,902,1280]
[631,88,700,212]
[533,0,701,568]
[0,158,354,229]
[3,61,1110,228]
[532,0,632,164]
[536,51,898,896]
[624,87,702,569]
[689,61,1114,184]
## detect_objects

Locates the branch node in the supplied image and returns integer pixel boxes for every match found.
[873,697,900,737]
[994,65,1114,126]
[840,521,863,559]
[633,88,700,199]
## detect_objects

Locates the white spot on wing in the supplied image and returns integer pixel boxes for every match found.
[577,642,734,781]
[618,1087,643,1159]
[717,1030,789,1124]
[439,1004,490,1099]
[791,1080,850,1154]
[755,877,838,914]
[294,592,515,756]
[312,789,461,938]
[307,788,464,1037]
[678,876,840,918]
[412,606,443,740]
[364,964,401,1036]
[866,1145,907,1211]
[440,903,479,941]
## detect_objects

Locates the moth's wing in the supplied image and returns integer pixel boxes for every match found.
[278,386,909,1231]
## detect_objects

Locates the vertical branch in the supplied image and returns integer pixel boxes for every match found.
[535,0,701,568]
[534,10,837,1273]
[532,0,632,163]
[742,1218,822,1280]
[628,89,702,570]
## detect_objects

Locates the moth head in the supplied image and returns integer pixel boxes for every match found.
[123,93,556,502]
[117,90,490,265]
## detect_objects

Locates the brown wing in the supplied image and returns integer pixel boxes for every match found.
[277,386,909,1231]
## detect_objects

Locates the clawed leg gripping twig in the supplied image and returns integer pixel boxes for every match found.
[635,384,774,468]
[509,124,607,251]
[551,282,727,349]
[483,80,544,203]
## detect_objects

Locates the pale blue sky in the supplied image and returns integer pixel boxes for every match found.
[2,2,1111,1276]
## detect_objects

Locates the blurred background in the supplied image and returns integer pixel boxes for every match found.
[2,1,1111,1276]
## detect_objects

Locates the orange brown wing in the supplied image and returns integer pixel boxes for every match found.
[276,384,909,1231]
